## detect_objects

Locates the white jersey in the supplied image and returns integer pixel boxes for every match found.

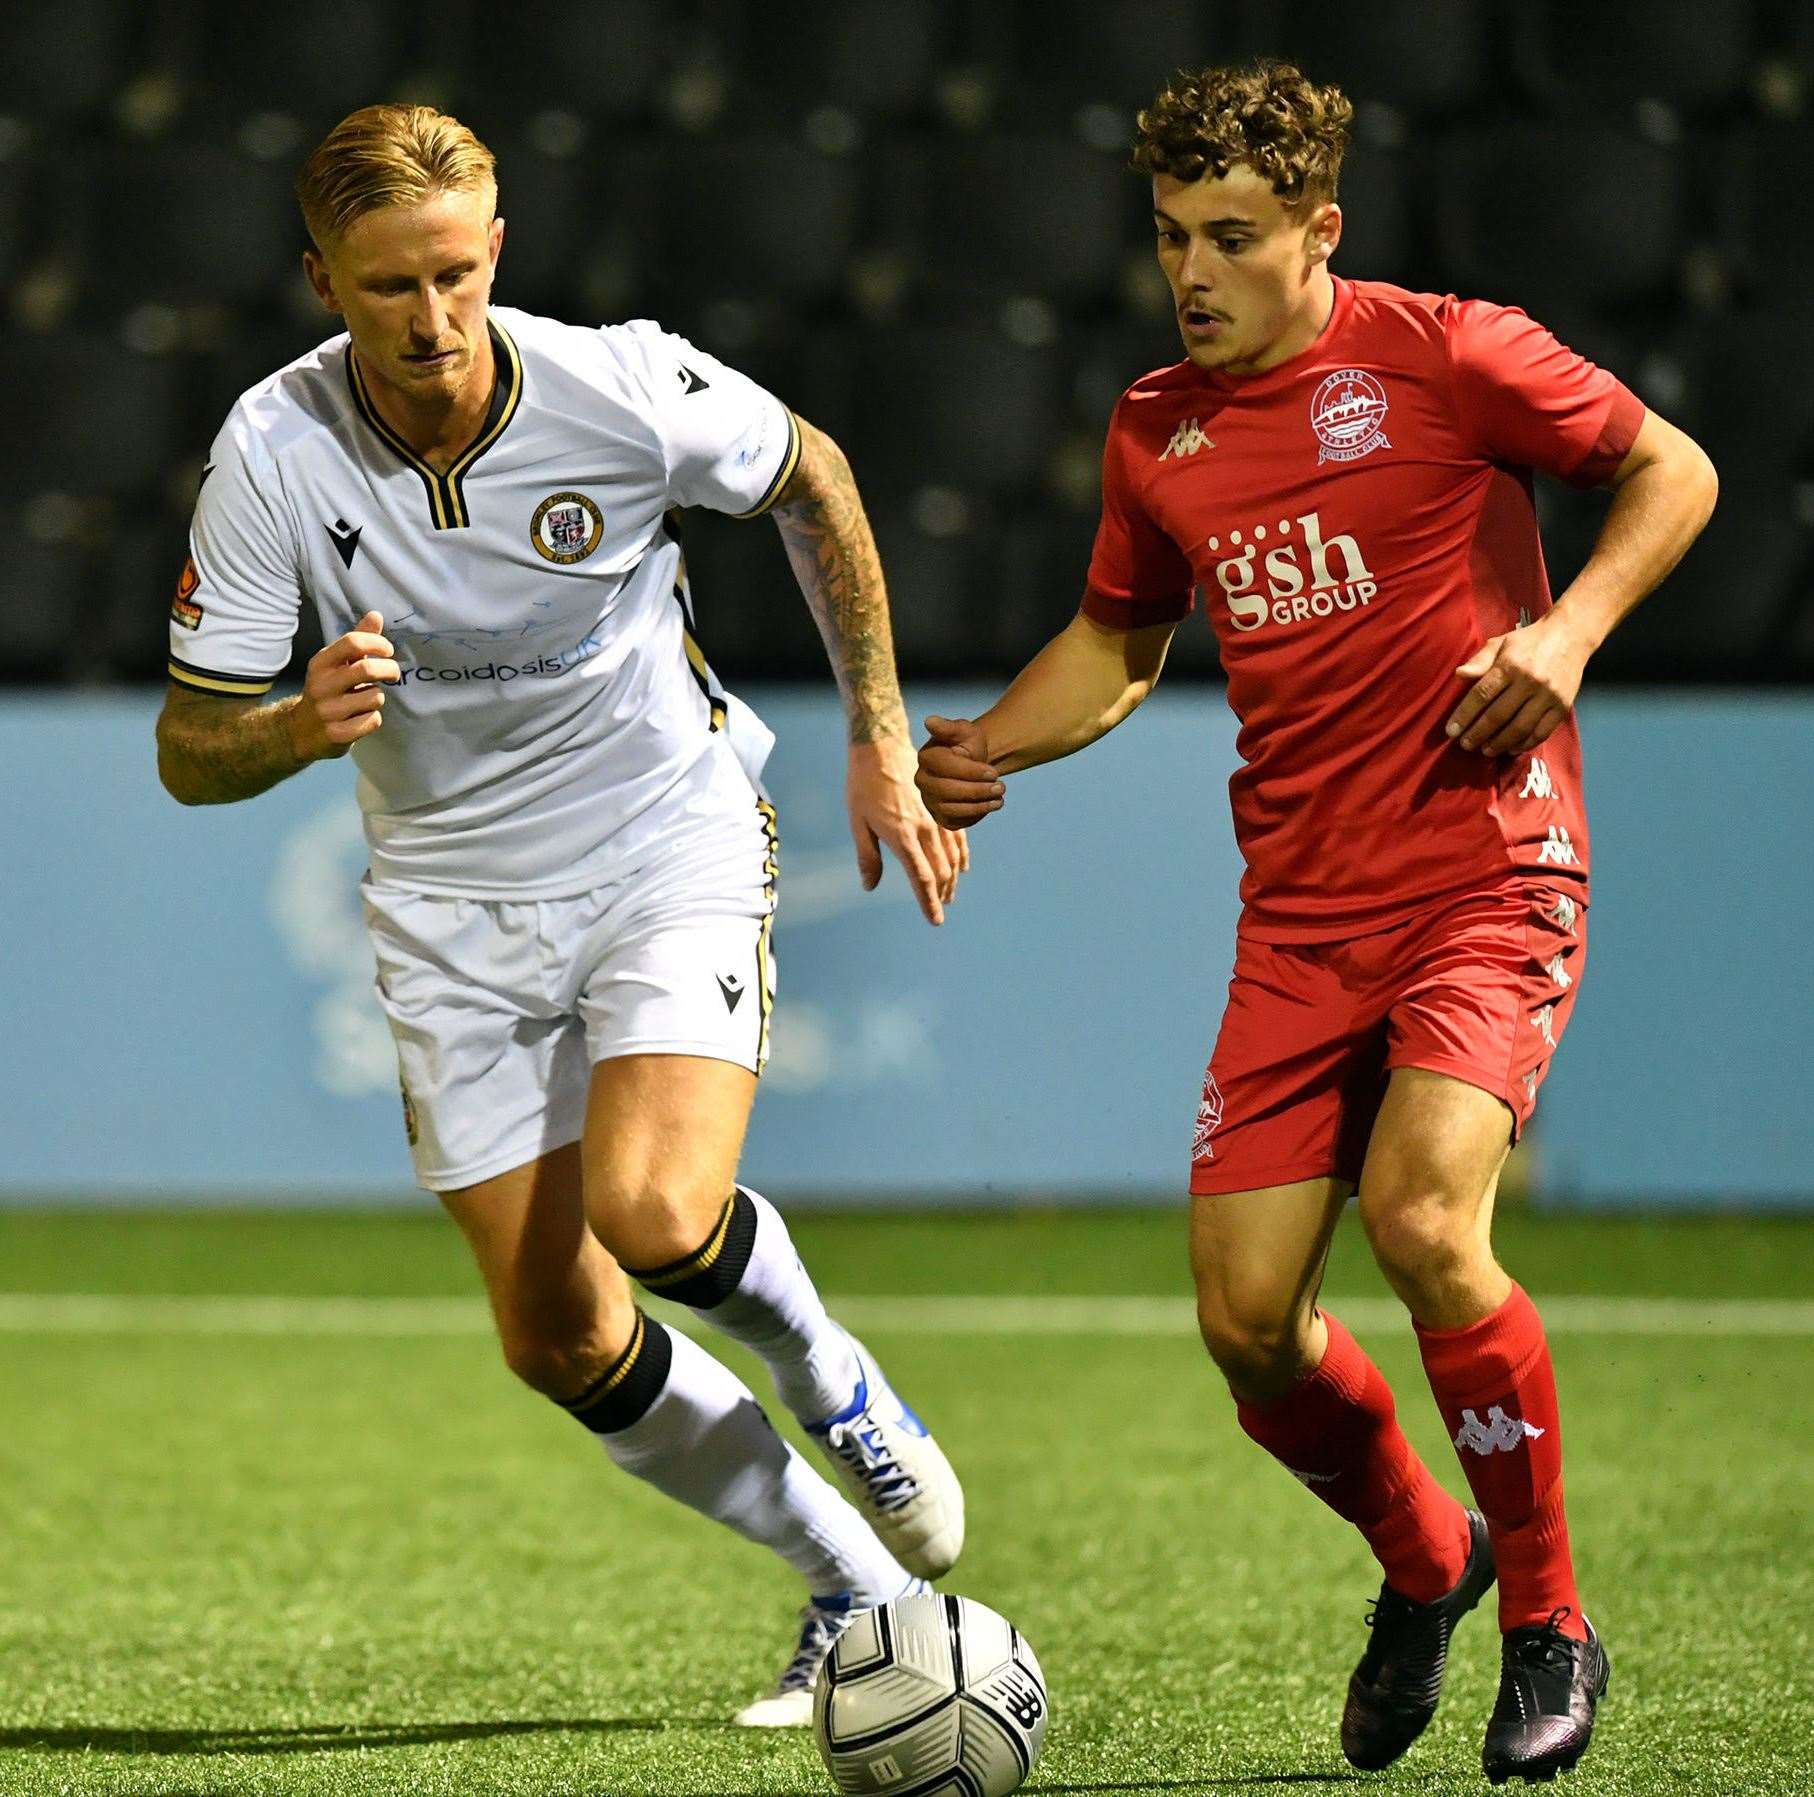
[168,306,802,897]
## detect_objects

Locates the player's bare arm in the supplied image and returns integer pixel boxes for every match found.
[1447,411,1717,757]
[771,414,965,922]
[155,611,399,805]
[916,609,1176,828]
[771,416,905,749]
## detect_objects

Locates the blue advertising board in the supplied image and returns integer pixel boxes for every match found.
[1,690,1808,1206]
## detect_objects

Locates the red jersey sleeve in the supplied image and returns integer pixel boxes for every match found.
[1082,400,1195,629]
[1443,299,1646,489]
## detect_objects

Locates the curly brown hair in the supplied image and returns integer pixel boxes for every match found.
[1133,61,1353,213]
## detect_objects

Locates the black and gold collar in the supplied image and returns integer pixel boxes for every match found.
[346,319,523,530]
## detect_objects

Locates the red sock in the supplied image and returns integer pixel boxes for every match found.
[1235,1311,1471,1603]
[1416,1282,1585,1638]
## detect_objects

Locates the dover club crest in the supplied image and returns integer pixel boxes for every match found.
[1310,369,1390,465]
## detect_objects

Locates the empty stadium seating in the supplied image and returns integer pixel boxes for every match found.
[0,0,1804,686]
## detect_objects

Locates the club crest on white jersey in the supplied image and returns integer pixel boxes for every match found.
[530,490,604,564]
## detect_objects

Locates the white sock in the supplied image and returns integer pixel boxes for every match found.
[702,1187,862,1423]
[601,1325,903,1602]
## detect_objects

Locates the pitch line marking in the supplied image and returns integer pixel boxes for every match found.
[0,1293,1812,1338]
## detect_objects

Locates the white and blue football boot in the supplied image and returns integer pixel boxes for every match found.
[805,1332,965,1580]
[733,1579,930,1728]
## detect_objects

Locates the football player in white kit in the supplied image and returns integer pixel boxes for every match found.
[154,104,966,1725]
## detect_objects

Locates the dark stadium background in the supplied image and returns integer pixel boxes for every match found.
[3,0,1812,690]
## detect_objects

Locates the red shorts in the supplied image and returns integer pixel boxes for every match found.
[1188,879,1587,1196]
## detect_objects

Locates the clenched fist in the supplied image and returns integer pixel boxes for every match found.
[288,610,400,761]
[915,715,1005,829]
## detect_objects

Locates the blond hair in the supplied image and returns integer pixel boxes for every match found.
[296,103,497,250]
[1134,61,1352,214]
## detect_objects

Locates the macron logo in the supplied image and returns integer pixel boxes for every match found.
[1455,1405,1545,1456]
[1160,417,1214,460]
[327,517,363,569]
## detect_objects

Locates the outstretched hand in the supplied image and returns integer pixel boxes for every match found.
[915,715,1005,829]
[847,735,967,927]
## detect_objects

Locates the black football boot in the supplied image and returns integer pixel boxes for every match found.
[1341,1509,1497,1771]
[1482,1609,1609,1783]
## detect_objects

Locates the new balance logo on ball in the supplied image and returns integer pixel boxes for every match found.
[1455,1405,1545,1455]
[1160,417,1215,459]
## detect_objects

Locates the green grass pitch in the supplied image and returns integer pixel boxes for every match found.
[1,1206,1810,1795]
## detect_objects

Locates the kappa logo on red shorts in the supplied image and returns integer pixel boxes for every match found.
[1192,1073,1225,1162]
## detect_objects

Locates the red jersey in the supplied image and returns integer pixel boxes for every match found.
[1084,277,1644,942]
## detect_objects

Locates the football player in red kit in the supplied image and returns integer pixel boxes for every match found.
[916,63,1716,1785]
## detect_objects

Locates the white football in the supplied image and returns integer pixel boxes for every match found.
[812,1591,1048,1797]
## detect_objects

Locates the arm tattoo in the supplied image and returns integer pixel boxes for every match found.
[770,420,908,746]
[155,685,311,806]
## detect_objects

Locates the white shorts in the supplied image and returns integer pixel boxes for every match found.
[363,795,778,1192]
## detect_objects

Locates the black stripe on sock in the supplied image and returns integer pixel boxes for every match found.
[557,1310,673,1435]
[626,1189,758,1309]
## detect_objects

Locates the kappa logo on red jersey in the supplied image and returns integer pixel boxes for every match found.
[1519,757,1557,801]
[1159,416,1215,460]
[1208,509,1379,634]
[1310,368,1391,464]
[1537,824,1579,867]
